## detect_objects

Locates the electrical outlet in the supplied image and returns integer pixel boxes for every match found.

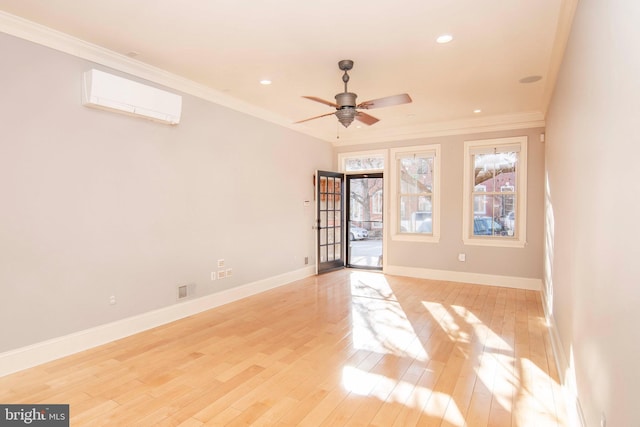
[304,256,309,265]
[109,295,116,305]
[458,253,466,262]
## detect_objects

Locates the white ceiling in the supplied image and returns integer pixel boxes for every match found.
[0,0,576,145]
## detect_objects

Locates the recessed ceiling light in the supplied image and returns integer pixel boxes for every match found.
[519,75,542,84]
[473,109,482,114]
[436,34,453,44]
[259,79,272,85]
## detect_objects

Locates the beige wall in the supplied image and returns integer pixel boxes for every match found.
[0,33,333,352]
[545,0,640,426]
[335,127,546,280]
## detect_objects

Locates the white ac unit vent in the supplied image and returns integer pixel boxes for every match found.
[82,69,182,125]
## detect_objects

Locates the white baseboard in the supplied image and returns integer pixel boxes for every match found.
[0,266,315,378]
[540,285,586,427]
[384,265,542,291]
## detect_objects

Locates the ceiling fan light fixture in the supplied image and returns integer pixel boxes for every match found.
[335,108,356,128]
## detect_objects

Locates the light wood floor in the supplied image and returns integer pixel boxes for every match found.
[0,270,568,426]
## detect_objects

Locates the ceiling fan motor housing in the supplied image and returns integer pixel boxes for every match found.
[335,92,357,107]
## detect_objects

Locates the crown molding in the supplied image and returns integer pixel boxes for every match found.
[541,0,579,117]
[1,10,545,146]
[330,111,546,146]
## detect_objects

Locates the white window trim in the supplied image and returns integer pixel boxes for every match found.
[390,144,441,243]
[462,136,527,248]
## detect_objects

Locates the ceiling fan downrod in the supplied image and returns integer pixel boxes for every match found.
[339,59,353,92]
[335,60,357,127]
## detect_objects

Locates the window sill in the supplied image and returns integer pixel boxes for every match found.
[462,237,526,248]
[392,233,440,244]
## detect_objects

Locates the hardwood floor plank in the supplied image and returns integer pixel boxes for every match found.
[296,388,350,426]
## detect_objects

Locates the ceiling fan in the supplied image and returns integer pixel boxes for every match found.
[295,59,412,128]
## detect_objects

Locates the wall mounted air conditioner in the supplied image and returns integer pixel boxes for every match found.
[82,69,182,125]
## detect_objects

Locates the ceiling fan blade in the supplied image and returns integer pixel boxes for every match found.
[302,96,339,108]
[294,111,336,124]
[357,93,412,110]
[355,111,379,126]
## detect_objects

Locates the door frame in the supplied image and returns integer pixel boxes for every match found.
[345,172,384,270]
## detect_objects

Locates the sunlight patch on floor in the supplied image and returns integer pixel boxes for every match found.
[349,270,396,300]
[514,357,567,426]
[345,271,566,425]
[341,366,465,426]
[421,300,566,422]
[351,297,428,360]
[349,271,427,360]
[422,301,469,345]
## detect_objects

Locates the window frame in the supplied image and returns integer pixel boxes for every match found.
[390,144,441,243]
[337,150,386,173]
[371,190,383,215]
[462,136,527,248]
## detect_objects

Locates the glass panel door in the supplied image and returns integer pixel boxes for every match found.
[346,173,383,269]
[316,170,344,274]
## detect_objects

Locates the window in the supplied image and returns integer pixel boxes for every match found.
[390,145,440,242]
[462,136,527,247]
[338,150,385,172]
